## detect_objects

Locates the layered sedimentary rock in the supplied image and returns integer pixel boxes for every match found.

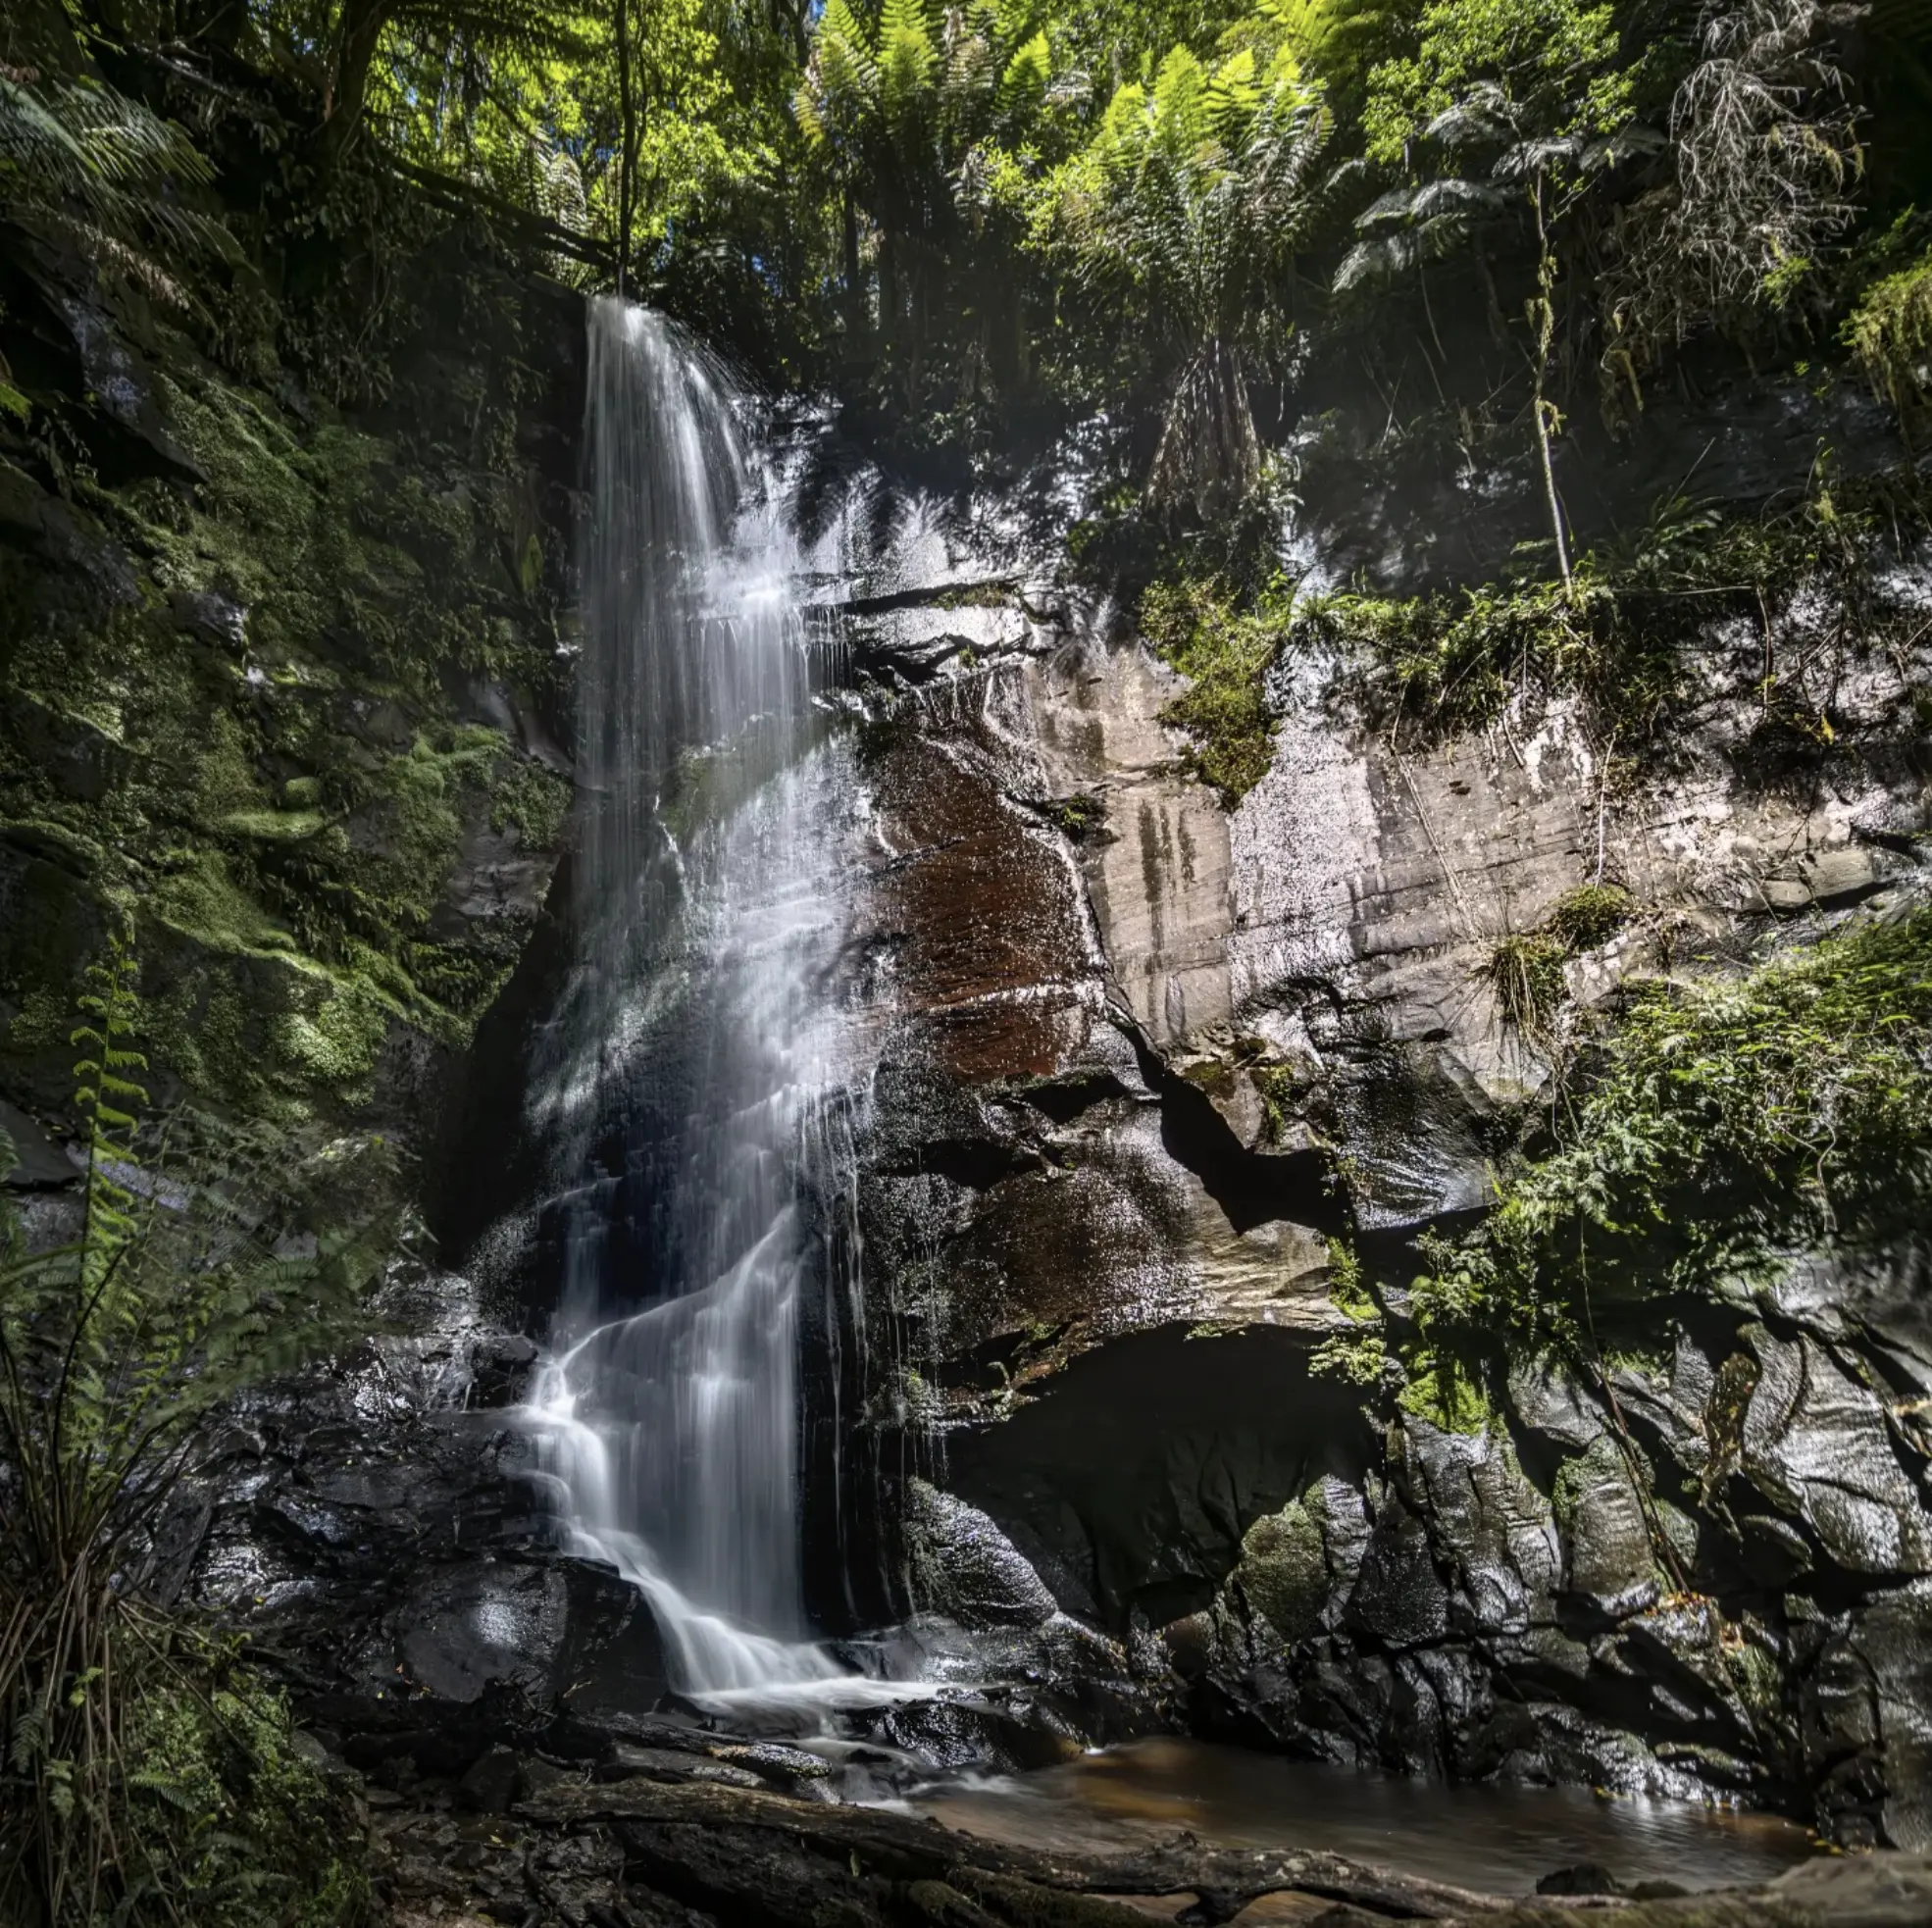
[843,534,1932,1847]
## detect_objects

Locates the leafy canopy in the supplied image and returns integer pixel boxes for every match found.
[1361,0,1632,167]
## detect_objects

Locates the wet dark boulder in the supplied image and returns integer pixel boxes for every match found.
[902,1479,1060,1630]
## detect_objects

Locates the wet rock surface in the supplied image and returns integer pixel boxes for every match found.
[173,1266,669,1721]
[825,525,1932,1851]
[155,547,1932,1884]
[100,455,1932,1904]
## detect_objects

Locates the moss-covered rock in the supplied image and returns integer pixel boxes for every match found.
[0,197,580,1135]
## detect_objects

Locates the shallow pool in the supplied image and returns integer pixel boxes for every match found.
[913,1736,1819,1899]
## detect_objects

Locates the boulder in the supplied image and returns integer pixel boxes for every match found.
[1400,1418,1561,1639]
[902,1479,1059,1630]
[1554,1434,1659,1618]
[1742,1330,1932,1577]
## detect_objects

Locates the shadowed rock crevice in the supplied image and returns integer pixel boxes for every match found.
[1137,1034,1348,1238]
[945,1324,1377,1633]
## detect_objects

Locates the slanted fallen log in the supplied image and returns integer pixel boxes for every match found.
[518,1776,1509,1922]
[515,1774,1932,1928]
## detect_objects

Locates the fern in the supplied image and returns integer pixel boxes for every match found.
[0,933,396,1926]
[0,72,237,310]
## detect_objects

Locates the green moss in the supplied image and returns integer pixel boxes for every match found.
[1550,1442,1598,1535]
[219,807,331,842]
[1544,883,1632,952]
[1720,1625,1787,1725]
[5,985,68,1050]
[0,216,558,1139]
[1397,1348,1496,1434]
[149,851,299,958]
[1237,1494,1330,1642]
[0,817,110,878]
[490,755,572,849]
[1141,579,1282,807]
[277,975,393,1102]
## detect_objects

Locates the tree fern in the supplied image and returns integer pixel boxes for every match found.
[1029,22,1328,510]
[877,0,939,127]
[797,0,882,162]
[0,71,237,313]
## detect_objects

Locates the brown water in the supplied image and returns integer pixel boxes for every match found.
[915,1738,1819,1901]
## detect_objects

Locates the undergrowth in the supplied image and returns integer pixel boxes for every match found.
[0,939,388,1925]
[1141,577,1287,807]
[1416,904,1932,1363]
[1143,474,1932,797]
[1845,243,1932,423]
[1304,574,1679,749]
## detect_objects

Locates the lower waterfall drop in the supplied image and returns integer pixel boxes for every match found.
[522,298,868,1709]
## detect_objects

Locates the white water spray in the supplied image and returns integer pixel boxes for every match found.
[521,300,870,1708]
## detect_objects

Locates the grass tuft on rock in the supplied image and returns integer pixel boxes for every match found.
[1484,933,1571,1040]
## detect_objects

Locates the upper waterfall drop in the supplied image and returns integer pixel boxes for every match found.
[523,298,861,1705]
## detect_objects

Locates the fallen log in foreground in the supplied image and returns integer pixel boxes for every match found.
[514,1775,1932,1927]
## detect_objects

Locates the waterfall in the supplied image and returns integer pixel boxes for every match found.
[521,299,862,1706]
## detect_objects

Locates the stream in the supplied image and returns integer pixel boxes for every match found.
[911,1738,1818,1901]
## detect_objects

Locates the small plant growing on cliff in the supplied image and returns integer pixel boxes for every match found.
[1044,793,1108,841]
[1310,1237,1389,1385]
[1484,932,1569,1040]
[1142,578,1285,807]
[1485,884,1635,1041]
[0,938,386,1926]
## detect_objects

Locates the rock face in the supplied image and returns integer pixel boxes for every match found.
[0,194,579,1152]
[178,1267,668,1723]
[832,521,1932,1848]
[24,245,1927,1865]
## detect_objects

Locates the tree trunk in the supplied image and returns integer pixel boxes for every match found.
[879,228,898,358]
[841,190,862,340]
[1529,175,1574,593]
[616,0,635,298]
[323,0,391,160]
[1147,336,1258,517]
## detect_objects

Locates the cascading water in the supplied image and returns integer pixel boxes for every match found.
[522,299,867,1706]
